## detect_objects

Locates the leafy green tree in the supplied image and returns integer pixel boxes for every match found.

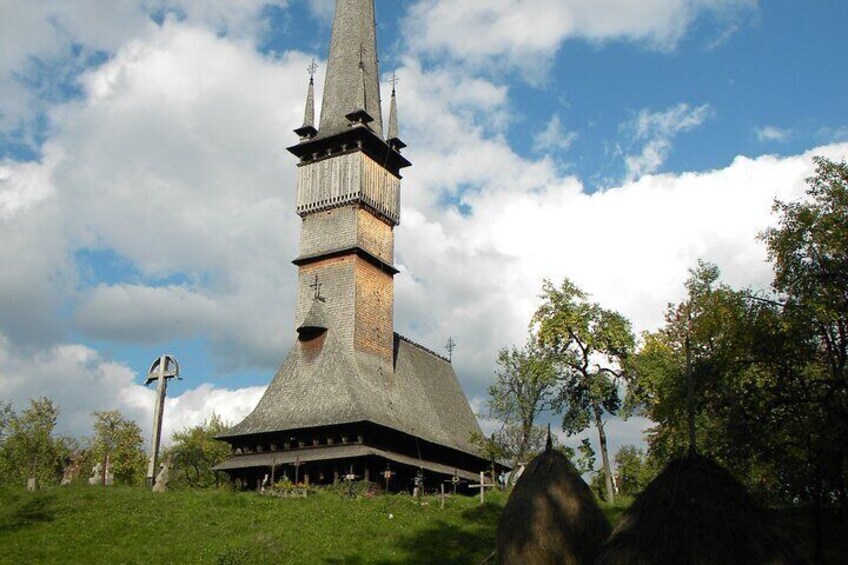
[89,410,146,486]
[533,278,635,503]
[485,338,557,477]
[168,414,231,488]
[614,445,654,497]
[0,397,67,486]
[763,156,848,524]
[625,262,784,481]
[0,400,12,445]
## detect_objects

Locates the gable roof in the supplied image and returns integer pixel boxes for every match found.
[220,332,483,458]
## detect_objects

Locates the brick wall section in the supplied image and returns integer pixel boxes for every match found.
[299,207,358,257]
[297,256,357,342]
[296,254,394,363]
[300,206,393,265]
[354,257,394,363]
[356,207,393,264]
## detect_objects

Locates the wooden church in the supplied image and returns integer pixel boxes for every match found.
[214,0,492,491]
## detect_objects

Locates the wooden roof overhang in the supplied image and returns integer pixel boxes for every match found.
[212,444,481,481]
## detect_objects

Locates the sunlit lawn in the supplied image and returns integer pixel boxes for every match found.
[0,486,842,564]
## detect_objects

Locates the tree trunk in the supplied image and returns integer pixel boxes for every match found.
[813,480,824,564]
[594,405,615,503]
[839,448,848,527]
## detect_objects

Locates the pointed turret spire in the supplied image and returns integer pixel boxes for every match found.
[387,73,406,152]
[294,59,319,140]
[318,0,383,139]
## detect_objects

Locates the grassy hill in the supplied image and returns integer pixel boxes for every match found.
[0,486,841,564]
[0,486,517,564]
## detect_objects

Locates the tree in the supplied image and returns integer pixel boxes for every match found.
[763,155,848,523]
[625,262,782,480]
[0,400,12,445]
[0,397,68,486]
[614,445,653,497]
[485,338,557,478]
[90,410,146,486]
[168,414,231,488]
[534,278,635,503]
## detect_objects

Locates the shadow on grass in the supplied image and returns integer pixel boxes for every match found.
[325,501,503,565]
[0,492,57,533]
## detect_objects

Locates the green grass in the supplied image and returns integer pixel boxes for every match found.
[0,487,843,564]
[0,486,506,564]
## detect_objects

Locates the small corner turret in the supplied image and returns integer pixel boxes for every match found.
[386,73,406,153]
[294,59,319,140]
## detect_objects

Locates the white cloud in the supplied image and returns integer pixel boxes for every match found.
[0,0,288,150]
[0,333,265,443]
[404,0,756,78]
[307,0,335,24]
[624,103,712,180]
[0,21,324,370]
[391,58,847,401]
[74,285,224,343]
[533,114,578,154]
[755,125,791,142]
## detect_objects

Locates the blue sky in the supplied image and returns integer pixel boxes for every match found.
[1,0,846,458]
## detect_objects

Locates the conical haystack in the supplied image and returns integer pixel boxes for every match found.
[596,452,808,565]
[497,440,611,565]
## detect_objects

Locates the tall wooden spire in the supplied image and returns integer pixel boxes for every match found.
[319,0,383,139]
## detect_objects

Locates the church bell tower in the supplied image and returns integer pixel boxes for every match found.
[216,0,492,491]
[287,0,410,366]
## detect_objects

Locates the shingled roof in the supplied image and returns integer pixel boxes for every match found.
[317,0,383,140]
[220,332,483,457]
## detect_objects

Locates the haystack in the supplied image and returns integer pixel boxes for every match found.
[596,452,807,565]
[497,438,611,565]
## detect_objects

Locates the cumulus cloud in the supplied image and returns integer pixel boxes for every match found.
[0,333,265,442]
[533,114,579,154]
[623,103,712,180]
[0,20,324,370]
[0,0,288,151]
[755,125,792,142]
[390,56,847,403]
[403,0,756,78]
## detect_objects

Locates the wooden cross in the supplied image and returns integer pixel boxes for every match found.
[293,455,301,485]
[450,471,461,495]
[309,275,325,302]
[344,465,360,498]
[469,471,496,505]
[382,464,395,493]
[445,337,456,362]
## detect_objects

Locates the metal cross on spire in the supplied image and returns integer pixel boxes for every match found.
[389,72,400,93]
[307,58,318,81]
[445,337,456,362]
[310,275,326,303]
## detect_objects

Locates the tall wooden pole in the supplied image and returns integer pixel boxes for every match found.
[147,356,168,487]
